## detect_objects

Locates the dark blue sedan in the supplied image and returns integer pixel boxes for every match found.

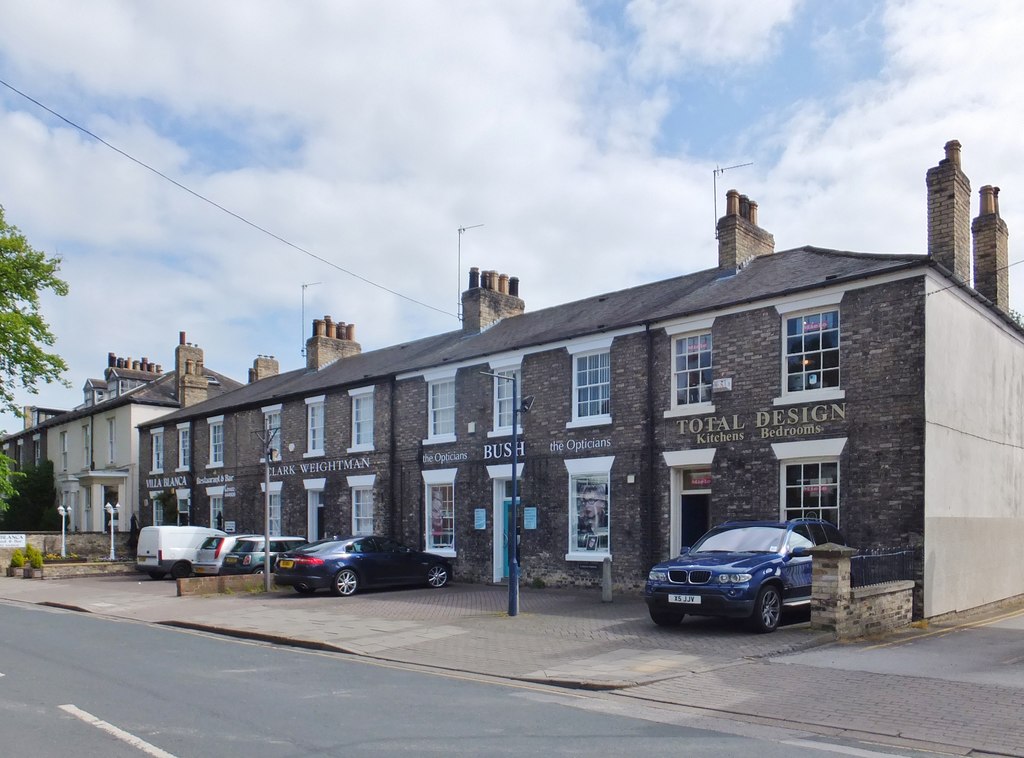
[274,535,451,596]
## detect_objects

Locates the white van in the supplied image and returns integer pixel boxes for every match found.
[135,525,226,580]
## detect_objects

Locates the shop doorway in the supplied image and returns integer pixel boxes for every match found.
[680,493,710,548]
[491,479,520,583]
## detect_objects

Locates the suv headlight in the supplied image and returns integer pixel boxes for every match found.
[716,573,753,583]
[648,569,668,582]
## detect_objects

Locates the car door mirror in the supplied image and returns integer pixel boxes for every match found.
[790,546,810,558]
[679,546,691,555]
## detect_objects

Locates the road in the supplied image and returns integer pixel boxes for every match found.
[0,602,942,757]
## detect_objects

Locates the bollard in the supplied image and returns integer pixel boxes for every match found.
[601,556,613,602]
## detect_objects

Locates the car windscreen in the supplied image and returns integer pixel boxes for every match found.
[693,526,787,553]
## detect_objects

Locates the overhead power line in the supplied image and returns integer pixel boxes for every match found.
[0,77,457,319]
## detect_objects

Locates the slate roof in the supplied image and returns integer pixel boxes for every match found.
[143,246,930,428]
[2,368,243,441]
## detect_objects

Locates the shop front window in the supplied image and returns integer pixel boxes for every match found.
[571,474,609,554]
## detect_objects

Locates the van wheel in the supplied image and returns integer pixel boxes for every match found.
[147,571,166,580]
[170,562,191,580]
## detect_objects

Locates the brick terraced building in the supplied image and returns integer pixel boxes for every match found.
[138,141,1022,618]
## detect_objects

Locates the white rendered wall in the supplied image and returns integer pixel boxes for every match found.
[924,277,1024,617]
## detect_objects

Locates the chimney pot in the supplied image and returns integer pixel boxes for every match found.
[108,352,116,367]
[726,189,740,216]
[179,331,186,345]
[944,139,962,168]
[509,276,520,297]
[347,323,356,341]
[749,201,759,226]
[498,273,509,295]
[469,267,480,289]
[980,185,996,216]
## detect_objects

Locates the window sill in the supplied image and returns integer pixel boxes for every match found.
[150,468,163,475]
[175,466,190,473]
[347,443,374,454]
[565,552,612,562]
[663,404,716,419]
[426,547,456,559]
[565,415,611,430]
[206,462,224,470]
[302,450,325,459]
[422,434,457,446]
[487,427,523,438]
[772,388,845,406]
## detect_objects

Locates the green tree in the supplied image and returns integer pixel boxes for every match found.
[0,460,58,530]
[0,204,69,498]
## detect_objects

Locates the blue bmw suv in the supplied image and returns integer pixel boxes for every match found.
[644,518,848,633]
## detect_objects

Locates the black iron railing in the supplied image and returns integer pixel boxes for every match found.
[850,548,915,588]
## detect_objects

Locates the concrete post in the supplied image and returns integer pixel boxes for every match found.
[601,556,613,602]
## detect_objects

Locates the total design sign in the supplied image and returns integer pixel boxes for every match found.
[677,403,847,444]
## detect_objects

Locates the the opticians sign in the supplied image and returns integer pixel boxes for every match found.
[677,403,846,444]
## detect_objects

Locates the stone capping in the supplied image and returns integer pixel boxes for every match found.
[176,573,268,596]
[809,542,914,640]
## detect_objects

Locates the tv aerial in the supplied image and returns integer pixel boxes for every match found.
[713,162,753,238]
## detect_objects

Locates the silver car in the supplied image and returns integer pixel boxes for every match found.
[192,534,258,576]
[220,536,308,575]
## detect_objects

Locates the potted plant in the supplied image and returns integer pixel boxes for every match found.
[24,545,43,578]
[7,549,25,577]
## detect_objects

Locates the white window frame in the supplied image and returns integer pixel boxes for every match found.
[207,415,224,468]
[567,337,613,428]
[304,478,326,542]
[260,480,284,536]
[488,361,522,437]
[564,456,615,561]
[775,294,845,406]
[177,423,191,471]
[349,474,377,536]
[348,386,374,452]
[151,429,164,473]
[262,403,282,460]
[664,317,716,418]
[59,431,68,472]
[107,417,116,464]
[424,369,457,445]
[772,438,847,527]
[81,425,89,469]
[305,395,325,457]
[32,434,40,466]
[422,468,457,556]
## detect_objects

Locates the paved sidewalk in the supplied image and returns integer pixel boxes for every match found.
[2,574,1022,756]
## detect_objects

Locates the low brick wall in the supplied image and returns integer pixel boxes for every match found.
[176,574,271,596]
[810,543,915,639]
[1,531,133,564]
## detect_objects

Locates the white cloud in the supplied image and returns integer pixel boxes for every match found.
[2,0,1024,434]
[624,0,802,77]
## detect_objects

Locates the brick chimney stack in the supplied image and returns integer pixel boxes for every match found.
[306,316,361,370]
[926,140,972,283]
[972,185,1009,311]
[249,355,280,383]
[175,331,208,407]
[717,190,774,272]
[461,266,525,333]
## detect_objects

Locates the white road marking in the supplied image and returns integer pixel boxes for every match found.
[783,738,911,757]
[59,704,177,758]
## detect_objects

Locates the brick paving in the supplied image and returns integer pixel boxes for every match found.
[2,575,1022,756]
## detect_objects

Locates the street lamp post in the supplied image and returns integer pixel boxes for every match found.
[104,502,119,560]
[256,425,279,593]
[57,505,71,558]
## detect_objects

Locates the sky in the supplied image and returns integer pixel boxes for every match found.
[2,0,1023,434]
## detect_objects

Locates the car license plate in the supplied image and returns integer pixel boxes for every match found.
[668,594,701,604]
[224,556,237,564]
[278,559,294,569]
